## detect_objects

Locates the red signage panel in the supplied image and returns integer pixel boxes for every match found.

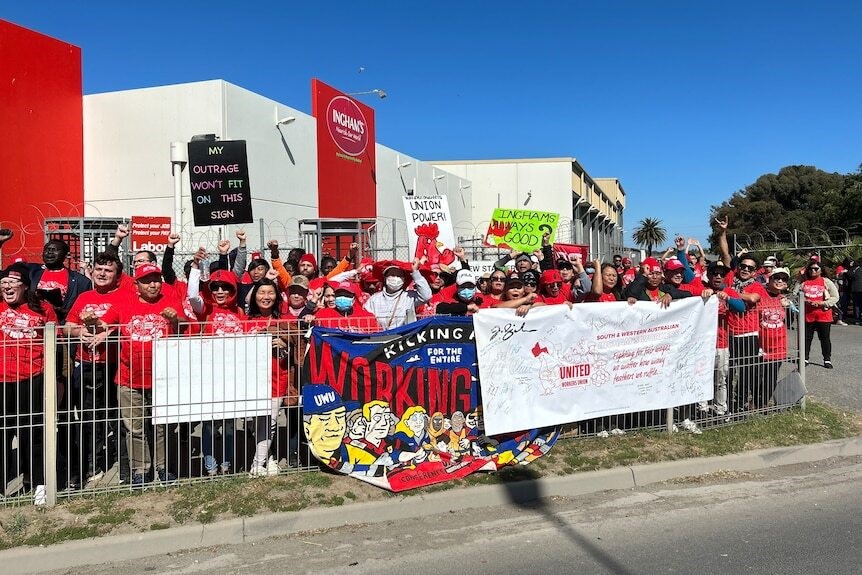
[312,79,377,218]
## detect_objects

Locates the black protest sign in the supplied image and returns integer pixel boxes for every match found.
[188,140,253,226]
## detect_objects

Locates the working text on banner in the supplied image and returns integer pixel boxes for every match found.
[473,298,718,435]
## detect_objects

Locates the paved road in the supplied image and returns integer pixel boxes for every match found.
[48,455,862,575]
[804,322,862,411]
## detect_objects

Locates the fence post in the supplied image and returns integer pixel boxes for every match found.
[666,407,673,435]
[797,291,806,411]
[43,322,58,507]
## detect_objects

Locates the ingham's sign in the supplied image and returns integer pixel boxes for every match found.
[188,140,253,226]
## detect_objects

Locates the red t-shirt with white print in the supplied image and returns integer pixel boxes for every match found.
[101,294,186,390]
[0,301,57,382]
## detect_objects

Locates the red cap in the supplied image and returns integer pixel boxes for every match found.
[540,269,563,285]
[642,258,662,273]
[308,276,327,291]
[134,264,162,281]
[621,257,632,265]
[664,258,684,271]
[809,255,820,263]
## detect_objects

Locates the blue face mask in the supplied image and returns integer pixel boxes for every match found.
[458,287,476,301]
[334,295,354,311]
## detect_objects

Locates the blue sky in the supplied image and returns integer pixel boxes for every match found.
[5,1,861,244]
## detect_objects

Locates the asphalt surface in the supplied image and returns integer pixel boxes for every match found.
[39,455,862,575]
[803,322,862,412]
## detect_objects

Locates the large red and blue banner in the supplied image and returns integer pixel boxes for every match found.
[301,316,558,491]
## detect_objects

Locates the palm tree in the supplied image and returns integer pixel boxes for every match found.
[631,218,667,256]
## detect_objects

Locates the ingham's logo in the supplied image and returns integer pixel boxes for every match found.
[326,96,368,156]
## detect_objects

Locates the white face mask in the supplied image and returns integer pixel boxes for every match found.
[385,276,405,291]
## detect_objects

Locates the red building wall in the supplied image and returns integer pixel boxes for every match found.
[0,20,83,264]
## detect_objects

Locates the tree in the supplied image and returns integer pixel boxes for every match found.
[631,218,667,256]
[706,164,857,251]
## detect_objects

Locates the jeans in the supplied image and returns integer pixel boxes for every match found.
[202,419,235,472]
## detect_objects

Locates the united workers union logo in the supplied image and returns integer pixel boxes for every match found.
[326,96,368,156]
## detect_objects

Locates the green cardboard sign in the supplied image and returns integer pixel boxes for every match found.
[483,208,559,253]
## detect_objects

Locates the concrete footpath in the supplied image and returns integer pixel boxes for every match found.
[5,437,862,574]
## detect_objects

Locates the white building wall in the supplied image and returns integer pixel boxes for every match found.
[375,145,472,259]
[431,160,574,242]
[84,79,472,259]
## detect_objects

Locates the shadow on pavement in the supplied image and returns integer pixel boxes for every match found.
[500,468,635,575]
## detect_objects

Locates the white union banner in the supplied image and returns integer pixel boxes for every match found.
[473,298,718,436]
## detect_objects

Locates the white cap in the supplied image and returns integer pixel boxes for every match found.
[456,269,477,286]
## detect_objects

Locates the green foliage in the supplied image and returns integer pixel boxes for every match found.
[708,164,862,257]
[631,218,667,256]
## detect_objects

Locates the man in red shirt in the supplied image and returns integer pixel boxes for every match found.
[64,252,131,486]
[716,217,767,412]
[100,264,185,488]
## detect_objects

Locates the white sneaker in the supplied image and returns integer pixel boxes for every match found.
[33,484,46,506]
[837,320,848,326]
[248,463,266,478]
[680,418,702,434]
[265,457,280,476]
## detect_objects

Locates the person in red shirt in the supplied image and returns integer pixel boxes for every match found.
[583,261,622,303]
[696,261,745,417]
[244,278,301,474]
[794,261,839,368]
[758,268,792,407]
[99,264,185,488]
[620,257,637,287]
[1,263,57,502]
[64,252,131,487]
[188,266,245,476]
[537,269,570,305]
[315,280,381,332]
[716,216,769,412]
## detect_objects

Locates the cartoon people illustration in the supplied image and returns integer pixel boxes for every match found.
[447,411,471,459]
[427,411,449,453]
[345,400,397,467]
[302,384,348,464]
[390,406,430,464]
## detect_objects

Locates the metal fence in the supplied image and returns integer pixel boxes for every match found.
[1,294,808,507]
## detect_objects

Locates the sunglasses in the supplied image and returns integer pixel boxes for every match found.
[810,267,821,271]
[546,282,562,288]
[523,281,538,286]
[491,276,506,281]
[771,276,789,282]
[709,270,726,277]
[738,264,756,272]
[210,282,233,292]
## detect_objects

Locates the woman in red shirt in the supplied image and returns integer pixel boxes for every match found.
[794,261,839,368]
[583,262,622,303]
[245,278,300,474]
[1,263,57,502]
[758,268,791,406]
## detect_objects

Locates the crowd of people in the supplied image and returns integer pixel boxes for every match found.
[0,218,853,504]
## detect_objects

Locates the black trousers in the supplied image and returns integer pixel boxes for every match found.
[804,321,832,362]
[729,334,760,412]
[2,375,45,489]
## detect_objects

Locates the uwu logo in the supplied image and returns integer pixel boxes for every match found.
[314,391,336,406]
[326,96,369,156]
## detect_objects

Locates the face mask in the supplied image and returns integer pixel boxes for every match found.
[385,276,404,291]
[334,296,354,311]
[458,287,476,300]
